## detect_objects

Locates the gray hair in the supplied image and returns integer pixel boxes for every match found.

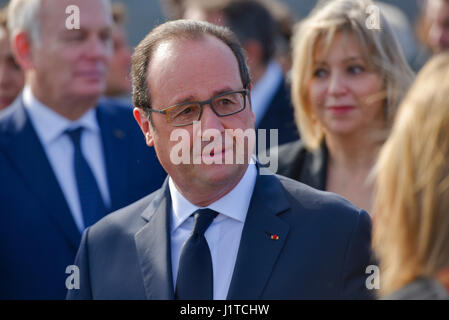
[7,0,111,47]
[8,0,42,46]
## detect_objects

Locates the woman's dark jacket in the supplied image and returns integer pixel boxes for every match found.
[273,140,329,191]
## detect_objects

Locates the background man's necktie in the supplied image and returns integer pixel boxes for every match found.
[175,208,219,300]
[66,127,106,228]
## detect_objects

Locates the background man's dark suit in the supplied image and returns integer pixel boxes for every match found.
[67,172,373,300]
[0,98,166,299]
[256,78,299,148]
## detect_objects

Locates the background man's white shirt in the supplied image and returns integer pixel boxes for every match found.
[24,86,110,231]
[250,60,283,127]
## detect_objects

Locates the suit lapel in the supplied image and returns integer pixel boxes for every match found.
[1,103,81,249]
[226,173,290,299]
[133,172,292,300]
[96,105,129,212]
[134,179,175,300]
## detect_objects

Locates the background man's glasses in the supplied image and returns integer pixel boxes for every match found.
[149,89,249,127]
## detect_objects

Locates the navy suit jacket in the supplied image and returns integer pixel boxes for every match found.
[67,171,374,300]
[256,78,299,150]
[0,97,166,299]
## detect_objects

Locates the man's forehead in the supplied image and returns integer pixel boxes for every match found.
[151,34,233,65]
[147,34,242,105]
[147,35,240,88]
[41,0,112,26]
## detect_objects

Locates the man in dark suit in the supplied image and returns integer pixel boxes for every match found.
[0,0,165,299]
[67,19,374,300]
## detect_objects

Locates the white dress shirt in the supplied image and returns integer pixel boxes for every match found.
[169,163,258,300]
[0,105,13,119]
[250,60,284,127]
[0,93,21,119]
[23,86,110,231]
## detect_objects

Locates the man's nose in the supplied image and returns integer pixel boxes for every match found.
[200,104,225,132]
[86,35,113,60]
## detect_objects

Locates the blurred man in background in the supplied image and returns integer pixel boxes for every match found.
[104,2,132,103]
[0,5,24,116]
[424,0,449,54]
[0,0,165,299]
[376,2,421,71]
[416,0,449,60]
[183,0,299,150]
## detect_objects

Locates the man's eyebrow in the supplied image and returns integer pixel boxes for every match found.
[170,95,196,106]
[171,87,238,105]
[212,87,237,96]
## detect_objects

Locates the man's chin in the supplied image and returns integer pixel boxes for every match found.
[70,86,105,101]
[198,162,247,183]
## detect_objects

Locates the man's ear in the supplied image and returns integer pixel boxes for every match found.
[12,32,34,71]
[133,107,154,147]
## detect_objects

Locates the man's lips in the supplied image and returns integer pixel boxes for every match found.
[209,148,226,157]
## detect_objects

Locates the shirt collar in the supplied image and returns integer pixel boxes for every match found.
[169,163,258,232]
[23,85,100,144]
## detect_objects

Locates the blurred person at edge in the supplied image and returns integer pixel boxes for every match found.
[375,2,422,72]
[183,0,299,150]
[160,0,185,20]
[273,0,414,213]
[373,53,449,300]
[180,0,297,73]
[0,0,165,299]
[418,0,449,55]
[104,2,132,104]
[0,5,24,116]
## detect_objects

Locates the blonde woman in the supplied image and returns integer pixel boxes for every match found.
[373,53,449,300]
[275,0,414,213]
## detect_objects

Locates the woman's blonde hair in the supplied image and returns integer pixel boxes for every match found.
[291,0,414,150]
[373,52,449,296]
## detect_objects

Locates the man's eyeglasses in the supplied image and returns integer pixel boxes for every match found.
[148,89,249,127]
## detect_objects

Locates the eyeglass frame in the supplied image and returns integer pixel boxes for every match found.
[147,88,250,127]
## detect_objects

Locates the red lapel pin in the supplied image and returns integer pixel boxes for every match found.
[265,231,280,240]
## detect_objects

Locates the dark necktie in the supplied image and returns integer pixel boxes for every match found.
[175,208,219,300]
[66,127,106,228]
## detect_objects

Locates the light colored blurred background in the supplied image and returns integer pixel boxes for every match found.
[0,0,420,47]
